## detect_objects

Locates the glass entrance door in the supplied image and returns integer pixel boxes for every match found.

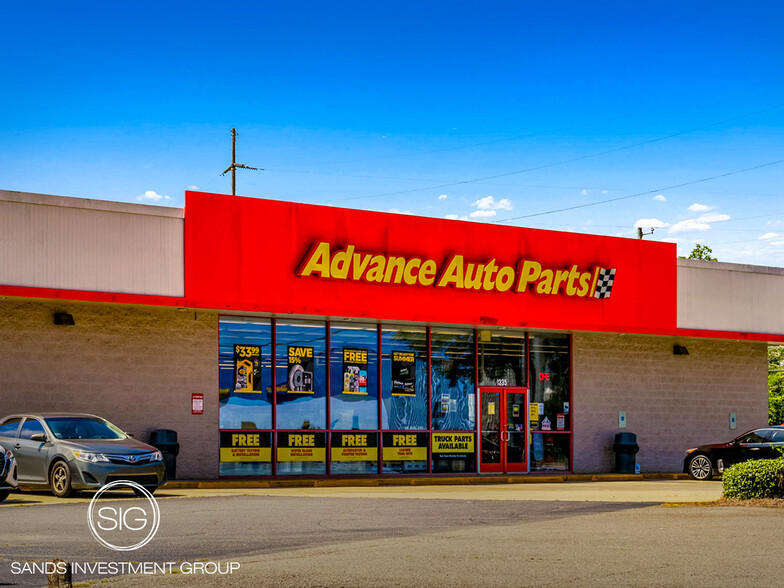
[479,389,528,474]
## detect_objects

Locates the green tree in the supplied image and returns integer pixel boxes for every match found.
[769,346,784,425]
[685,244,717,261]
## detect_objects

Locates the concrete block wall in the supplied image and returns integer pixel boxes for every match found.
[572,332,769,473]
[0,300,219,479]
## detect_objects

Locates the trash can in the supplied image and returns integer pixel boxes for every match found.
[149,429,179,480]
[613,432,639,474]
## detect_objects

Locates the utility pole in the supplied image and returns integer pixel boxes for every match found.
[221,128,261,195]
[637,227,655,240]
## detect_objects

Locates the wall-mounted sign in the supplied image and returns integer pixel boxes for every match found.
[277,432,326,462]
[342,348,368,395]
[432,433,475,454]
[287,346,314,393]
[382,433,428,461]
[331,432,378,461]
[186,193,678,334]
[191,393,204,415]
[391,351,416,396]
[219,431,271,462]
[234,344,262,393]
[298,242,617,300]
[556,413,565,430]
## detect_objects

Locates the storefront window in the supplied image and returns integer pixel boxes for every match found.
[529,333,570,432]
[478,329,526,387]
[331,432,378,474]
[381,325,428,430]
[275,321,327,430]
[530,433,570,472]
[382,432,429,474]
[330,324,378,430]
[219,319,273,430]
[276,431,327,475]
[431,328,475,431]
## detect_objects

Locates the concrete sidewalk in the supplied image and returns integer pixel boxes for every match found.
[1,478,723,507]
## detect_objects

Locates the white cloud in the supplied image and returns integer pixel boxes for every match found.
[670,219,711,232]
[388,208,412,215]
[580,189,588,196]
[634,218,670,229]
[767,220,783,226]
[472,196,513,211]
[438,194,448,200]
[697,212,730,223]
[137,190,171,202]
[187,185,199,190]
[661,237,681,244]
[444,214,461,220]
[600,190,608,195]
[688,203,712,212]
[653,194,666,202]
[759,232,782,240]
[469,209,497,219]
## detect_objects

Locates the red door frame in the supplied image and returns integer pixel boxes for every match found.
[478,387,528,474]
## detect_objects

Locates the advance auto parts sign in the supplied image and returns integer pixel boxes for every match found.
[298,242,617,300]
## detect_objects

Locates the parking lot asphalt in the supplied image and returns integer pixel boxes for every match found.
[4,479,776,588]
[0,478,723,507]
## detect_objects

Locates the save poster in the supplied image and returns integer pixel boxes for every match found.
[288,346,314,393]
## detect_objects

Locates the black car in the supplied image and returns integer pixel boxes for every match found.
[684,425,784,480]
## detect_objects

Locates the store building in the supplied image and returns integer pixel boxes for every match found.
[1,189,782,479]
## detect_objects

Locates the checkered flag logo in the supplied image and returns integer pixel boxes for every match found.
[594,268,616,299]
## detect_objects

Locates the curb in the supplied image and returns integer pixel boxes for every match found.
[163,473,690,490]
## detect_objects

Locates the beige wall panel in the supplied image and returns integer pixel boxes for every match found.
[678,259,784,334]
[0,300,219,479]
[573,332,768,473]
[0,191,183,296]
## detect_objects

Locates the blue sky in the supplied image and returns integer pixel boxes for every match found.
[2,1,784,264]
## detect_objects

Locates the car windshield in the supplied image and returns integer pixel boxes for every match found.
[44,417,126,440]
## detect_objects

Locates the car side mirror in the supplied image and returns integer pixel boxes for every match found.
[30,433,47,442]
[126,432,134,438]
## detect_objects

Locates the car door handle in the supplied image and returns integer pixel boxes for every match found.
[750,447,760,451]
[14,443,21,449]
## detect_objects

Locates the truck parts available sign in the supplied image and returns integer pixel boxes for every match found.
[298,242,616,300]
[431,433,475,454]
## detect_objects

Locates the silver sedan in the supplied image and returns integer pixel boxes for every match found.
[0,442,17,501]
[0,413,166,497]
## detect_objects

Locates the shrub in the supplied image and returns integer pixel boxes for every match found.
[722,457,784,499]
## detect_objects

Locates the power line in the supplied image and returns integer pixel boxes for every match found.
[328,102,784,203]
[493,158,784,223]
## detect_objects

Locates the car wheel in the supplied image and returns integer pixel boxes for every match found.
[50,461,74,497]
[688,454,713,480]
[133,486,157,497]
[0,490,9,502]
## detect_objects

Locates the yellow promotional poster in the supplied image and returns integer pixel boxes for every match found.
[382,433,428,461]
[233,344,262,393]
[342,348,368,395]
[287,346,315,393]
[431,433,474,454]
[331,432,378,461]
[277,432,326,462]
[529,403,540,422]
[219,432,271,462]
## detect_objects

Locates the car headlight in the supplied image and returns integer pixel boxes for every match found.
[685,448,697,456]
[150,451,163,462]
[73,451,110,463]
[3,448,12,461]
